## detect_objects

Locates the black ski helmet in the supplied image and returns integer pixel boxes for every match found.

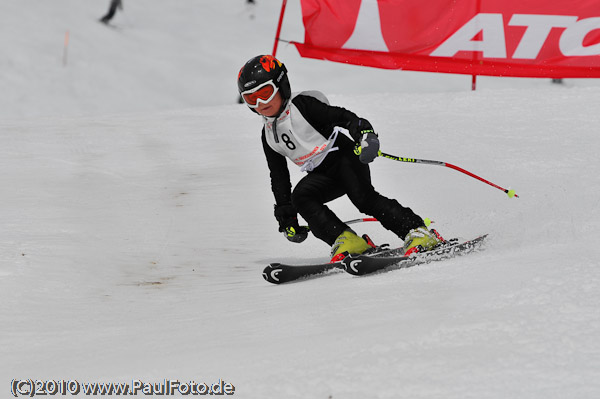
[237,55,291,110]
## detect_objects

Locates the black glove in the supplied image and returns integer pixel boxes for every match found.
[282,225,310,243]
[357,131,380,164]
[274,204,309,243]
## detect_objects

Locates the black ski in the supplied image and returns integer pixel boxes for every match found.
[262,235,487,284]
[342,235,488,276]
[262,262,341,284]
[262,245,391,284]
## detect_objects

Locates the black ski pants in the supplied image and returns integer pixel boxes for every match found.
[101,0,122,23]
[291,140,423,246]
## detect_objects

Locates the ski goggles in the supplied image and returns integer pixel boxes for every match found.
[241,80,279,108]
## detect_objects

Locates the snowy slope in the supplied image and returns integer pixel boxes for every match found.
[2,1,600,399]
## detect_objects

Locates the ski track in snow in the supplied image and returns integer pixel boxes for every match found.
[2,1,600,398]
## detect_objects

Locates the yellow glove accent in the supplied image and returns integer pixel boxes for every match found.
[285,226,297,237]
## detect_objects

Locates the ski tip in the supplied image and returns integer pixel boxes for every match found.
[262,264,284,284]
[341,255,368,276]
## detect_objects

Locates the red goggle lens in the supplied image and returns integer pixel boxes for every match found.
[241,82,278,107]
[242,84,275,106]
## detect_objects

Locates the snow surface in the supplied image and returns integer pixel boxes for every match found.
[2,1,600,398]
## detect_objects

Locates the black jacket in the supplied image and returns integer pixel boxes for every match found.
[261,93,373,206]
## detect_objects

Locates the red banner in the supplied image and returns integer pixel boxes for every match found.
[293,0,600,77]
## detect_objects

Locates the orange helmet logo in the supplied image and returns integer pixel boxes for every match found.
[259,55,282,72]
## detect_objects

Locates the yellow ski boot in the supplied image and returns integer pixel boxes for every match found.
[403,227,444,255]
[330,230,374,263]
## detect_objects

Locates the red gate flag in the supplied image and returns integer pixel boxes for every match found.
[292,0,600,77]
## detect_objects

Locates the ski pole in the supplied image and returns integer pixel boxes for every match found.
[344,217,378,225]
[303,217,378,233]
[378,151,519,198]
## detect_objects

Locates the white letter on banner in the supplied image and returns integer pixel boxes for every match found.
[509,14,576,59]
[431,14,506,58]
[342,0,389,52]
[560,17,600,56]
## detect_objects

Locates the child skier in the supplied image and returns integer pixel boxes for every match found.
[237,55,442,262]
